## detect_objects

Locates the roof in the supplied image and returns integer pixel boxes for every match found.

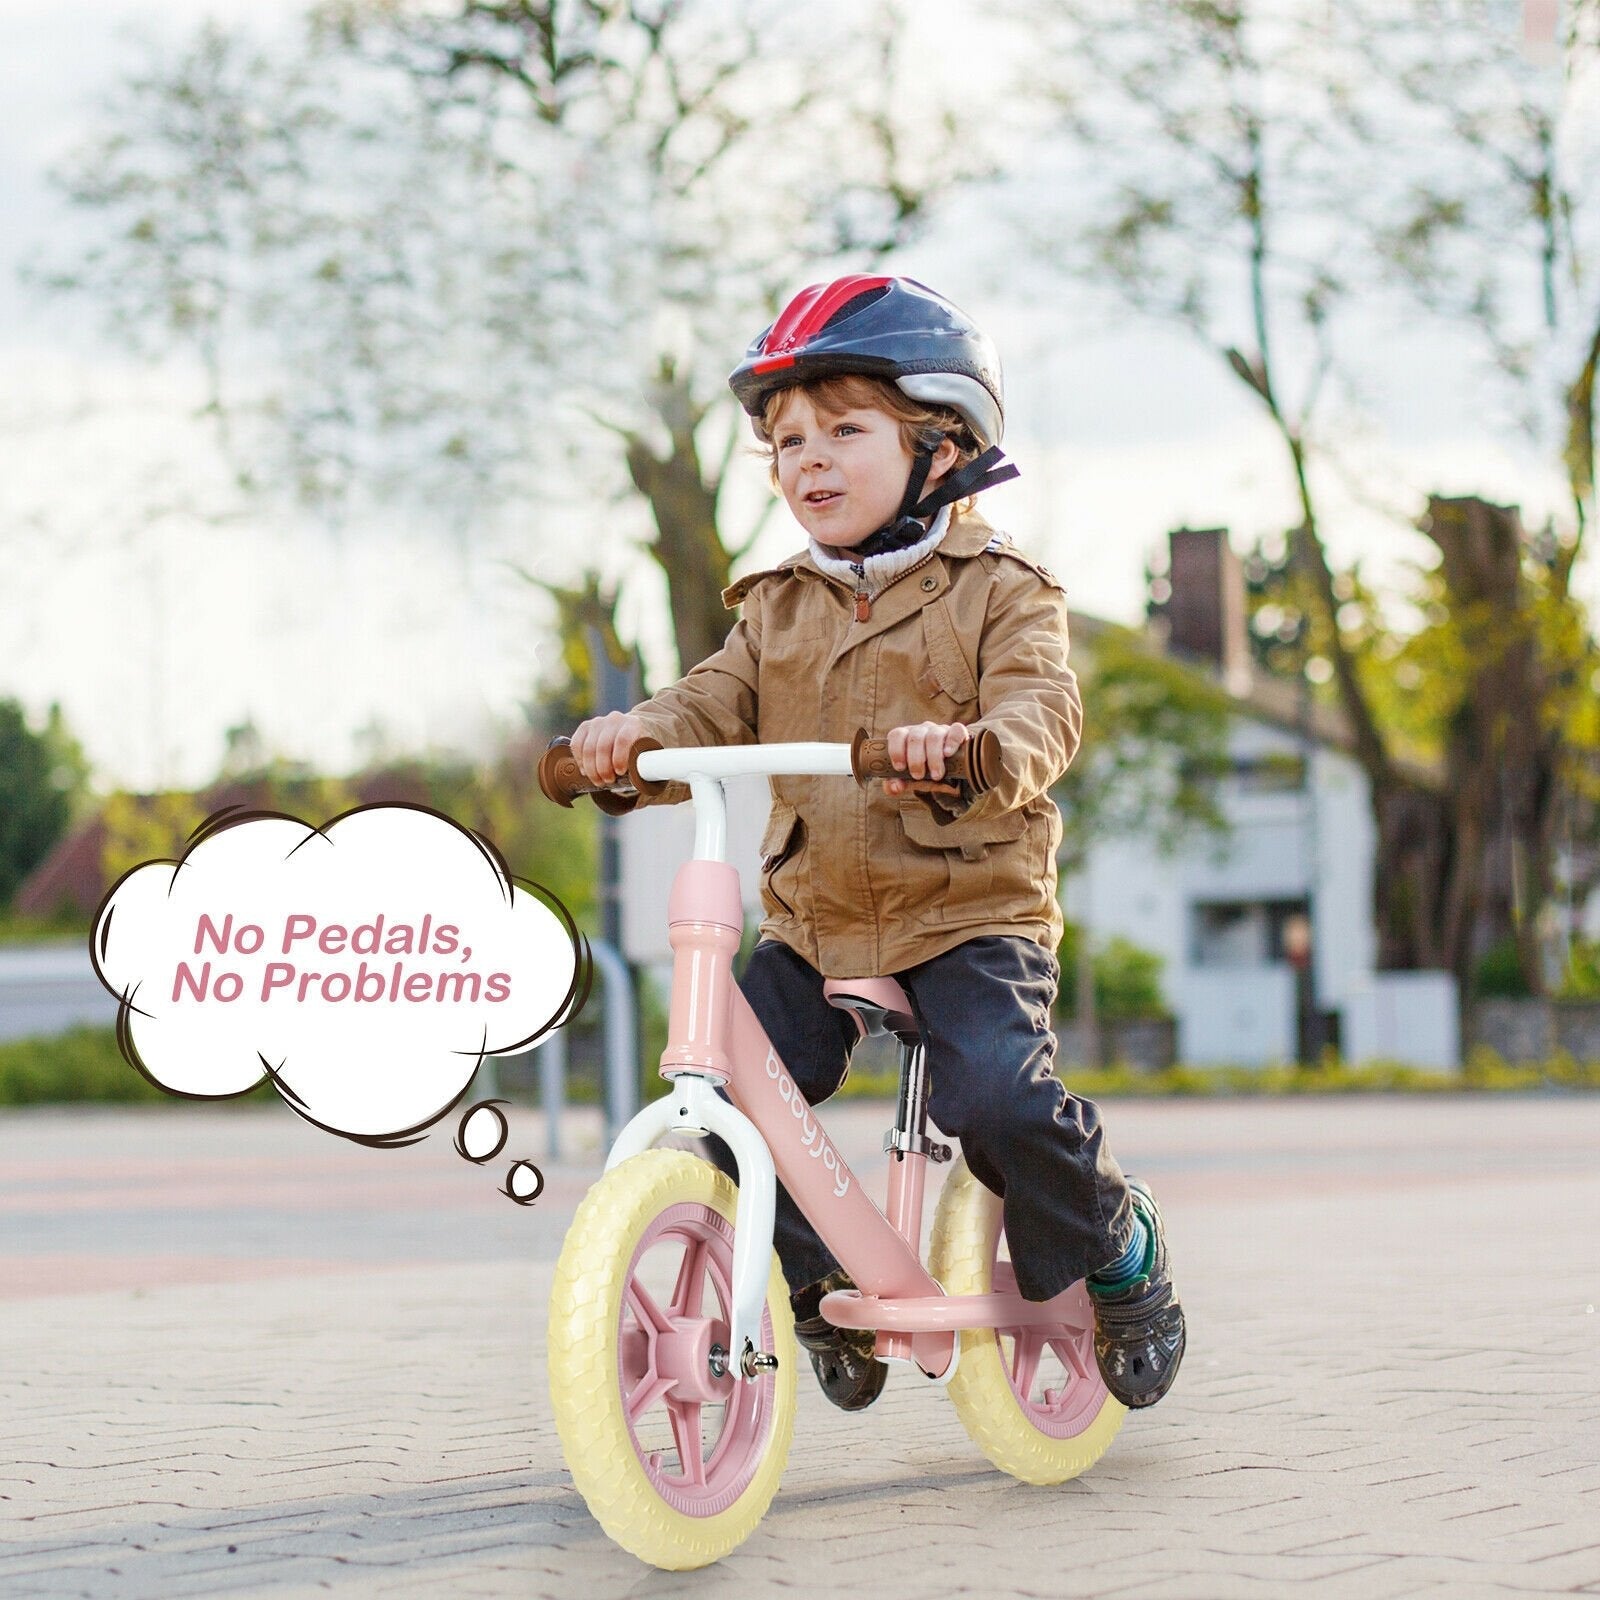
[1067,608,1446,790]
[13,767,438,920]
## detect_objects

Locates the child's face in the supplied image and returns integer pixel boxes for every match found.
[770,389,919,549]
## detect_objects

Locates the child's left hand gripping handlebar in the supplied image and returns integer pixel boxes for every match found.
[536,727,1002,811]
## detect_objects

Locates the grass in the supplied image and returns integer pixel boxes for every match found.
[2,1029,1594,1109]
[832,1048,1600,1100]
[0,912,91,947]
[0,1027,275,1107]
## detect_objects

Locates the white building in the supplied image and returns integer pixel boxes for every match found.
[1072,528,1457,1069]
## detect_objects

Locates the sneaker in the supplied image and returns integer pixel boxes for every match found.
[1088,1177,1186,1408]
[790,1269,887,1412]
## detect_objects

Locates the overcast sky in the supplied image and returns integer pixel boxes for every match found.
[2,0,1594,791]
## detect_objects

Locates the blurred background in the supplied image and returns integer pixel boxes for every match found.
[2,0,1598,1103]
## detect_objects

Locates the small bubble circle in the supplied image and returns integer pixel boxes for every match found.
[504,1159,545,1205]
[455,1101,509,1163]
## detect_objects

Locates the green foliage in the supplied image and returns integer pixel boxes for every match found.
[0,1027,212,1105]
[510,568,647,729]
[0,1029,154,1105]
[7,1028,1596,1108]
[0,910,92,946]
[0,700,89,909]
[424,757,598,933]
[99,767,365,894]
[1475,935,1533,999]
[1559,938,1600,1000]
[832,1051,1600,1101]
[1054,626,1232,873]
[1056,923,1170,1020]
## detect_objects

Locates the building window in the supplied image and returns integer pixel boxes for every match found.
[1191,899,1311,967]
[1230,754,1306,794]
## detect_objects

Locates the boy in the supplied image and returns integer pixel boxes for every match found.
[571,275,1185,1414]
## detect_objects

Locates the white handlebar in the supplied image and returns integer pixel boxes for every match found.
[633,741,856,783]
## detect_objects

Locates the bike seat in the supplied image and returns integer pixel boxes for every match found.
[823,976,920,1043]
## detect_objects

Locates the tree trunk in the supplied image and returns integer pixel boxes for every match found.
[1422,495,1561,997]
[624,363,736,677]
[1363,496,1564,1049]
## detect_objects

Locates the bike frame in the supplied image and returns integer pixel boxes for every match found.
[604,743,1092,1384]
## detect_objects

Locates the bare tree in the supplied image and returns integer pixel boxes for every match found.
[1342,0,1598,572]
[31,0,997,680]
[1328,0,1600,991]
[1005,0,1600,1012]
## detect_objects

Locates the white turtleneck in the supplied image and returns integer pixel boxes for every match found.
[806,504,953,600]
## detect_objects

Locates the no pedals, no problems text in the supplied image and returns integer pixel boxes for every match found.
[174,913,514,1004]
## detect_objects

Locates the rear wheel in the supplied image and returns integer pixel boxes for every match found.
[928,1158,1124,1484]
[547,1149,797,1568]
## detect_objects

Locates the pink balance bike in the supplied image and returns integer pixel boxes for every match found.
[536,732,1124,1569]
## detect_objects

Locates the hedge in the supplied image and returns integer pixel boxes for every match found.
[0,1028,273,1107]
[1,1029,1595,1108]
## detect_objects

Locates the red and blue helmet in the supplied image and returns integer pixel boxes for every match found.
[728,275,1006,449]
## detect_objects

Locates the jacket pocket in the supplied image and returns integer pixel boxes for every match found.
[896,799,1028,923]
[760,801,803,921]
[916,602,980,709]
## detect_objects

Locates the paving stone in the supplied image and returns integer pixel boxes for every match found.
[2,1098,1597,1598]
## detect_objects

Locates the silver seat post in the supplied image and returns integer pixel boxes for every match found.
[892,1038,930,1157]
[884,1033,949,1163]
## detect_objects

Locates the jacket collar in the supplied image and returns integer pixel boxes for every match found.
[722,509,1001,609]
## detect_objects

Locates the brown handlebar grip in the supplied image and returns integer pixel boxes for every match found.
[537,738,588,808]
[850,726,1001,794]
[536,735,652,815]
[625,737,666,798]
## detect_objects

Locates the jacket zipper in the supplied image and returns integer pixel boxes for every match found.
[848,546,940,622]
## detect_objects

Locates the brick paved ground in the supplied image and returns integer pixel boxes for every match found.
[1,1096,1597,1598]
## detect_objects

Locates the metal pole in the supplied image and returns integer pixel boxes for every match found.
[538,1031,566,1161]
[588,938,639,1151]
[585,622,643,1150]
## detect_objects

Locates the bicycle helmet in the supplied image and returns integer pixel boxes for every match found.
[729,275,1019,556]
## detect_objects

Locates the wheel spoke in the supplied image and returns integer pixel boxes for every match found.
[670,1235,706,1319]
[666,1398,706,1487]
[1011,1329,1042,1400]
[1060,1329,1095,1384]
[625,1371,675,1424]
[625,1276,675,1337]
[619,1324,650,1390]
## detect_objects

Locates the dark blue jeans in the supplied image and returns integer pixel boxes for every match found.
[709,936,1137,1303]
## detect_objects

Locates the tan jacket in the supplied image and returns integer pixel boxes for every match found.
[628,509,1083,977]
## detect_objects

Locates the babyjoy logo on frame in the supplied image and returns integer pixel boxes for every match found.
[92,804,578,1192]
[764,1047,850,1199]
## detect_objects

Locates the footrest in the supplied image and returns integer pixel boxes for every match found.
[820,1285,1094,1335]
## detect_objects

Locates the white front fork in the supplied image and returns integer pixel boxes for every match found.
[604,1072,777,1382]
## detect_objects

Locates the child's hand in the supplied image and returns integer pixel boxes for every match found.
[571,711,648,787]
[884,722,970,794]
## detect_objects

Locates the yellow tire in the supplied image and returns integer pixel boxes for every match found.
[547,1149,797,1569]
[928,1157,1125,1484]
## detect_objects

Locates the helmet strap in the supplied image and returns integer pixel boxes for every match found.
[846,444,1021,560]
[910,444,1020,518]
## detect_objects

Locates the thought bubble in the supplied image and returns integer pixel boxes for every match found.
[92,803,584,1149]
[456,1100,510,1163]
[504,1160,545,1205]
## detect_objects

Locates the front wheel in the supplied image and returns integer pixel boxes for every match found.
[547,1149,797,1569]
[928,1157,1125,1484]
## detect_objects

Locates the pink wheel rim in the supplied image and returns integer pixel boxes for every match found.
[618,1201,777,1514]
[991,1240,1109,1438]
